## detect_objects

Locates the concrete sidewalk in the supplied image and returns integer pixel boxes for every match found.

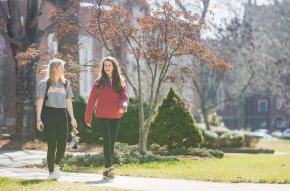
[1,150,290,191]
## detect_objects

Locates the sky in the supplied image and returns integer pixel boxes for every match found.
[209,0,272,22]
[204,0,273,38]
[151,0,274,38]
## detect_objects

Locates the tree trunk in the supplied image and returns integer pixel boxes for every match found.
[201,105,210,130]
[137,91,146,154]
[138,84,159,154]
[15,62,37,140]
[7,0,39,141]
[141,107,156,152]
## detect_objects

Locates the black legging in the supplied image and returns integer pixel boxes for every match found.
[42,107,68,172]
[97,118,120,168]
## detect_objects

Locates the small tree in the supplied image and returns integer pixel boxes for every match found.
[149,88,203,149]
[82,0,230,153]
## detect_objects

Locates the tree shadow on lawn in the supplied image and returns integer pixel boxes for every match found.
[19,179,47,185]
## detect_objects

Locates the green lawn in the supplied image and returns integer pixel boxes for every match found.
[62,155,290,183]
[0,177,132,191]
[256,139,290,152]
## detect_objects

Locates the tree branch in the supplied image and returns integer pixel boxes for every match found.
[206,59,255,110]
[0,27,22,47]
[29,0,47,28]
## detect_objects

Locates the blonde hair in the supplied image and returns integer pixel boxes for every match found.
[46,58,66,84]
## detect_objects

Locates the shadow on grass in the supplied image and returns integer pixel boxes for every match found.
[19,179,48,185]
[86,178,113,185]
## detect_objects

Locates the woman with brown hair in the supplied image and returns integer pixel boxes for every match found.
[85,56,129,180]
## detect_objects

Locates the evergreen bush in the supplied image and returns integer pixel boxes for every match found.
[149,88,203,149]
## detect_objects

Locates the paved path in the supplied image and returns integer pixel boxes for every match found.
[1,150,290,191]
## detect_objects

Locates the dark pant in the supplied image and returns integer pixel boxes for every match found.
[97,118,121,168]
[42,107,68,172]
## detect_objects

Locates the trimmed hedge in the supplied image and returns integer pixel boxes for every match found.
[149,88,203,149]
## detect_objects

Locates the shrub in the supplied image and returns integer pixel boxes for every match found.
[72,95,102,143]
[199,123,253,148]
[200,129,219,148]
[211,126,230,136]
[208,112,224,127]
[149,88,203,149]
[244,132,259,147]
[219,132,245,147]
[117,98,150,145]
[43,142,178,167]
[149,144,224,159]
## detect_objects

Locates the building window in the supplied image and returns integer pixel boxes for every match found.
[275,118,286,129]
[258,99,268,112]
[79,35,93,100]
[260,121,267,128]
[276,98,284,110]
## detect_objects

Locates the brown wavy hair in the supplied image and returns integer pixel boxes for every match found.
[97,56,125,92]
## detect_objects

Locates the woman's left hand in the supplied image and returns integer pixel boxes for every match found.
[71,119,77,131]
[118,108,125,113]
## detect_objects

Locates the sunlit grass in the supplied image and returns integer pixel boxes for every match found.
[0,177,133,191]
[62,155,290,183]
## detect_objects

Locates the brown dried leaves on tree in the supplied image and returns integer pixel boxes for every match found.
[15,44,39,65]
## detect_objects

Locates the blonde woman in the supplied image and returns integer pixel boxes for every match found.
[36,58,77,180]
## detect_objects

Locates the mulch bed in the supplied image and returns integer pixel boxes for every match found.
[0,138,102,153]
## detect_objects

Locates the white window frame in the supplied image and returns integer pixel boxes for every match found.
[79,35,93,100]
[260,121,267,128]
[47,33,58,58]
[276,98,284,110]
[257,99,268,112]
[276,118,286,128]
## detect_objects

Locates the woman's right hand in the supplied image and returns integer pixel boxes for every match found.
[84,119,91,128]
[36,121,44,132]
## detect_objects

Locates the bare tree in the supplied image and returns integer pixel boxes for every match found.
[174,0,257,130]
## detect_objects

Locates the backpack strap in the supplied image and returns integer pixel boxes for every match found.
[45,80,68,100]
[45,80,50,101]
[43,80,68,108]
[42,80,50,108]
[64,80,68,89]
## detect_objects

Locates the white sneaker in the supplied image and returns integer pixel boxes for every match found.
[47,166,61,180]
[47,172,59,180]
[54,166,60,179]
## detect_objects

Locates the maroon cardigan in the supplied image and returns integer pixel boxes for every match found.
[85,79,129,124]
